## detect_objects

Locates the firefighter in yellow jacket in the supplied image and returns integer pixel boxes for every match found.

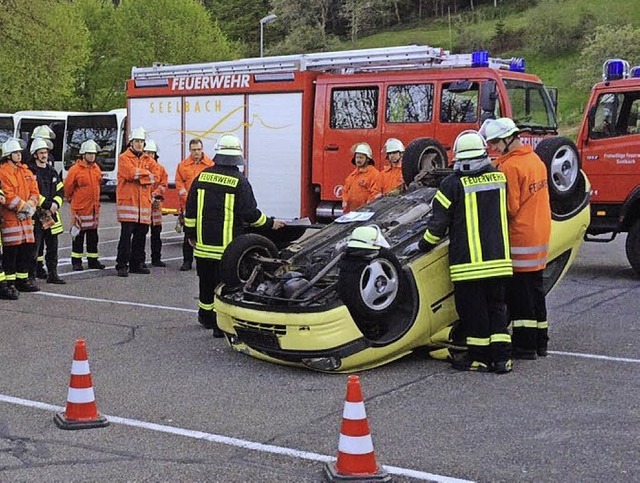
[481,117,552,359]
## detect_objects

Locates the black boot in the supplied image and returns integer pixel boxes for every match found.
[15,279,40,292]
[36,262,48,279]
[88,259,106,270]
[151,259,166,267]
[72,260,84,271]
[47,270,66,285]
[0,282,19,300]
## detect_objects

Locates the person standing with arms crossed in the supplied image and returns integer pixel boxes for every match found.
[175,138,213,271]
[341,142,381,214]
[481,117,552,359]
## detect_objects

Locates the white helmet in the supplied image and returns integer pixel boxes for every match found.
[79,140,100,155]
[384,138,405,154]
[32,125,55,140]
[479,117,520,141]
[30,137,50,155]
[129,127,146,141]
[351,142,374,165]
[2,138,23,158]
[452,130,491,174]
[214,133,244,165]
[144,139,158,153]
[347,225,390,250]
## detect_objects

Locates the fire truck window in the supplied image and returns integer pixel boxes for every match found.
[386,84,433,123]
[440,82,479,123]
[625,96,640,134]
[330,87,379,129]
[591,93,624,139]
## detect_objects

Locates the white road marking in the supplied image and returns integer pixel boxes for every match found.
[0,394,473,483]
[33,290,197,313]
[548,350,640,364]
[59,233,182,251]
[57,245,183,267]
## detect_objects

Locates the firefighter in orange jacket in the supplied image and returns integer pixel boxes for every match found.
[0,182,20,299]
[0,139,40,293]
[115,127,155,277]
[481,117,552,359]
[175,138,213,271]
[144,139,168,267]
[64,140,105,271]
[379,138,405,195]
[342,143,381,214]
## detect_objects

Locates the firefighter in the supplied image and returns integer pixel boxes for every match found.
[115,127,155,277]
[64,140,105,271]
[184,133,285,337]
[379,138,405,195]
[0,139,40,293]
[26,138,65,284]
[24,125,56,166]
[0,182,20,299]
[481,117,552,359]
[342,142,381,214]
[144,139,168,267]
[406,131,513,373]
[175,138,213,271]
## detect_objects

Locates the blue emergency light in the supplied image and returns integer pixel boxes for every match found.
[472,50,489,68]
[602,59,630,81]
[509,58,526,73]
[630,66,640,78]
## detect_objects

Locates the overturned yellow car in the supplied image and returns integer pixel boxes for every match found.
[215,169,590,373]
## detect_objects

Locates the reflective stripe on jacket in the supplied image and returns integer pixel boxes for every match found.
[421,167,512,282]
[175,155,214,211]
[0,162,39,245]
[116,148,153,225]
[183,166,273,260]
[27,160,64,235]
[64,160,102,230]
[495,145,551,272]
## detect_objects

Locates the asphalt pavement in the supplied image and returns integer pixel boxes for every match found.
[0,200,638,482]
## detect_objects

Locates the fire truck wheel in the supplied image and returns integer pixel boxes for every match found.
[338,248,404,328]
[625,220,640,276]
[402,138,448,186]
[221,234,278,287]
[535,137,581,202]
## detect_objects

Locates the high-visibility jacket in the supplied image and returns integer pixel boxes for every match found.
[150,159,168,226]
[116,148,154,225]
[27,160,64,235]
[342,165,381,214]
[420,166,512,282]
[64,159,102,230]
[378,164,403,195]
[494,145,551,272]
[184,165,273,261]
[175,155,214,211]
[0,161,39,246]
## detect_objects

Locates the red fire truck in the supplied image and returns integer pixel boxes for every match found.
[126,45,560,220]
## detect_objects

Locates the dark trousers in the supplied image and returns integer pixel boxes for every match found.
[183,234,193,265]
[196,257,221,321]
[151,224,162,262]
[71,229,99,260]
[116,222,149,270]
[507,270,547,353]
[3,243,35,283]
[454,278,510,365]
[31,221,59,277]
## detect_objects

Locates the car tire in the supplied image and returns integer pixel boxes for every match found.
[402,138,448,186]
[221,234,278,287]
[338,248,404,332]
[625,220,640,275]
[535,137,581,201]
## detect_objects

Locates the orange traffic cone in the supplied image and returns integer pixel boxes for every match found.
[324,375,390,482]
[54,339,109,430]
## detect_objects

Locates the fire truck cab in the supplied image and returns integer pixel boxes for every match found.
[127,45,559,220]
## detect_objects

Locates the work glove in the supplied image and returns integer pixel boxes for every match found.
[152,200,160,210]
[50,202,59,214]
[402,241,421,256]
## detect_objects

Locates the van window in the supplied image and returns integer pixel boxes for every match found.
[440,81,479,123]
[503,79,556,129]
[0,117,13,144]
[590,91,640,138]
[330,87,378,129]
[65,115,118,171]
[386,84,433,123]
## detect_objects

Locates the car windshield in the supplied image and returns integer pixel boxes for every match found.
[65,115,117,171]
[503,79,557,132]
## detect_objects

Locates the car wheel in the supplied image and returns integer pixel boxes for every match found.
[535,137,581,201]
[625,220,640,276]
[339,248,404,329]
[221,234,278,287]
[402,138,448,186]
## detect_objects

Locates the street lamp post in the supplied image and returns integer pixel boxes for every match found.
[259,14,278,57]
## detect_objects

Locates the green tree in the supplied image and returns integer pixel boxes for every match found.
[0,0,90,111]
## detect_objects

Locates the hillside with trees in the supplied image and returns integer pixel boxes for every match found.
[1,0,639,129]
